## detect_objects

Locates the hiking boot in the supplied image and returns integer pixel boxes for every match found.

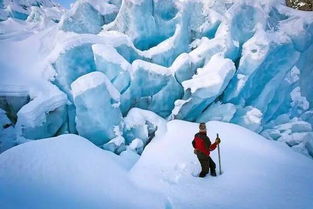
[199,172,207,178]
[210,170,217,177]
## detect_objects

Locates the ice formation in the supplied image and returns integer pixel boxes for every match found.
[0,0,313,158]
[71,71,123,145]
[0,0,63,22]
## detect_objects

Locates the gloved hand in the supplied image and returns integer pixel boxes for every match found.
[215,134,221,144]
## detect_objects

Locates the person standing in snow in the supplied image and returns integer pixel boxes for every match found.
[192,122,221,177]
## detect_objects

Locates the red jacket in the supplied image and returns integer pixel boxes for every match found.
[192,132,217,156]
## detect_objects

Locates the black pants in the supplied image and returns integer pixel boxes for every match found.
[197,155,216,177]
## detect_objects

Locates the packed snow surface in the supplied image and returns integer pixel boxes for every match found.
[1,121,313,209]
[131,120,313,209]
[0,134,166,209]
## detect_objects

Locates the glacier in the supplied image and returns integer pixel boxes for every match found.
[0,0,313,159]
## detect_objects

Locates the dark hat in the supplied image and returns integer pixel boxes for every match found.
[199,122,206,131]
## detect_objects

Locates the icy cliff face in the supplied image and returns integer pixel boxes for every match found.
[0,0,313,157]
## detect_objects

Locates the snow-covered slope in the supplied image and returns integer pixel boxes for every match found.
[0,0,313,159]
[0,134,167,209]
[0,121,312,209]
[131,120,313,209]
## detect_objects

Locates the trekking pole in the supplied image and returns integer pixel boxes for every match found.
[217,133,222,175]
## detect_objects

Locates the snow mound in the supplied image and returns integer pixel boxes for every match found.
[131,120,313,209]
[0,134,167,209]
